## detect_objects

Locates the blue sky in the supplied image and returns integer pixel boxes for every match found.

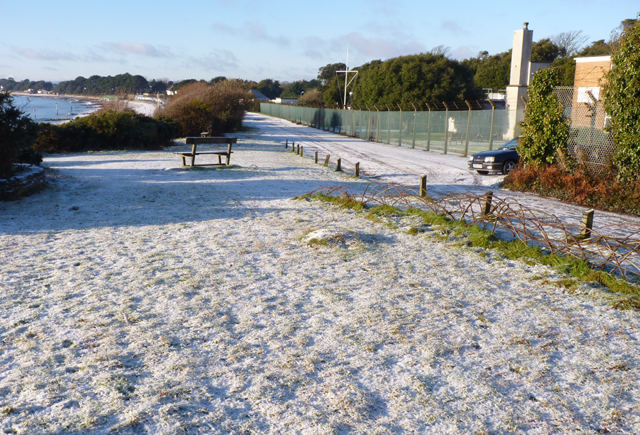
[0,0,637,83]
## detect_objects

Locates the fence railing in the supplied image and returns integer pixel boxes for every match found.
[260,103,524,156]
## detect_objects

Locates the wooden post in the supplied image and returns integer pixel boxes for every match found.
[285,138,288,149]
[336,158,342,172]
[355,162,360,178]
[324,155,330,167]
[420,175,427,197]
[291,141,295,152]
[300,146,303,157]
[315,151,318,163]
[296,144,300,154]
[579,209,595,239]
[482,191,493,216]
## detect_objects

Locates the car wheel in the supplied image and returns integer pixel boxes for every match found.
[476,170,489,175]
[502,160,516,175]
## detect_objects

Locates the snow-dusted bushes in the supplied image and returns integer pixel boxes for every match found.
[34,111,178,153]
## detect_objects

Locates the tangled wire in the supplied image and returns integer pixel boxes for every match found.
[311,183,640,280]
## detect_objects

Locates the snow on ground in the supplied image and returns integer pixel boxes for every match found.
[262,113,640,238]
[1,113,640,434]
[129,101,158,117]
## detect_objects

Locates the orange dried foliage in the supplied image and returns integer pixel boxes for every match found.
[504,164,640,215]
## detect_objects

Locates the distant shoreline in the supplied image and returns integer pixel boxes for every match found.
[9,92,102,102]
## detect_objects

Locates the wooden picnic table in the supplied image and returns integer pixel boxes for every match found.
[174,136,237,167]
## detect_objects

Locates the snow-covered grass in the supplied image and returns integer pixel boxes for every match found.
[1,115,640,434]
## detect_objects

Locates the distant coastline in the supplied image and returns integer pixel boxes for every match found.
[9,91,102,102]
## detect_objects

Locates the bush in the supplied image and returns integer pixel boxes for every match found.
[517,68,570,168]
[504,164,640,215]
[158,80,251,136]
[34,111,178,153]
[297,89,324,107]
[602,15,640,181]
[0,92,39,178]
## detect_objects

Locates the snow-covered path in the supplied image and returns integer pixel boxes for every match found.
[1,114,639,434]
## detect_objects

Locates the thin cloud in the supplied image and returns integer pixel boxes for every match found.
[451,45,477,60]
[212,20,290,47]
[11,47,79,61]
[212,22,237,35]
[333,32,425,59]
[440,20,472,37]
[101,42,173,58]
[188,49,239,72]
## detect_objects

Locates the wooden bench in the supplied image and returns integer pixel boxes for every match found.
[174,137,237,167]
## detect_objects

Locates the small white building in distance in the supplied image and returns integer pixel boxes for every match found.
[273,97,298,105]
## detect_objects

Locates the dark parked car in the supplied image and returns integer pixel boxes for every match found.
[468,137,520,175]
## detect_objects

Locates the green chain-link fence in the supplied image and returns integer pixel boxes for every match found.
[260,102,524,156]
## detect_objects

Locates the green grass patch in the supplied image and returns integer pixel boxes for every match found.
[307,238,329,247]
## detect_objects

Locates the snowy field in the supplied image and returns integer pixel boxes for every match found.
[1,114,640,434]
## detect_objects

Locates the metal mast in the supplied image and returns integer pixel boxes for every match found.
[337,48,358,109]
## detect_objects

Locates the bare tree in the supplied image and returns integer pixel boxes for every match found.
[551,30,589,57]
[429,45,451,57]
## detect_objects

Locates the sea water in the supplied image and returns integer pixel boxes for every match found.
[11,95,99,124]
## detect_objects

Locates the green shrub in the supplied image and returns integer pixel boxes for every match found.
[517,68,570,168]
[0,92,38,178]
[34,111,178,153]
[158,79,251,136]
[602,15,640,181]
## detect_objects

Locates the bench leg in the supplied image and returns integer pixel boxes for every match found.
[226,143,232,165]
[218,154,222,165]
[180,155,186,167]
[191,144,197,167]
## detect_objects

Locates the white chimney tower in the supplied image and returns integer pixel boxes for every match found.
[505,22,533,139]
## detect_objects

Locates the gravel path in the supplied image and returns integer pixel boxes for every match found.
[1,114,639,434]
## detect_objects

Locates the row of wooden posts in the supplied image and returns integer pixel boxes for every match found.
[286,138,428,199]
[284,139,595,240]
[480,191,595,240]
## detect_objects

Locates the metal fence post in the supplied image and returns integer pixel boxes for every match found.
[443,102,449,155]
[464,100,472,157]
[386,105,391,144]
[412,103,417,149]
[426,103,432,151]
[374,106,380,143]
[488,99,495,150]
[398,104,403,147]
